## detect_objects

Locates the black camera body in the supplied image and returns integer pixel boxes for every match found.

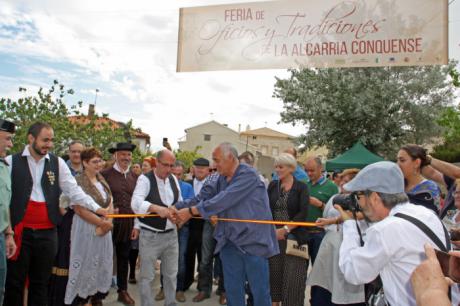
[333,193,361,212]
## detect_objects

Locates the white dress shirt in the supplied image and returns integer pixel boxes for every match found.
[131,172,182,231]
[193,177,206,195]
[339,202,448,306]
[113,162,130,177]
[5,145,101,212]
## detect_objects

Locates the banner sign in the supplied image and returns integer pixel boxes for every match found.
[177,0,448,72]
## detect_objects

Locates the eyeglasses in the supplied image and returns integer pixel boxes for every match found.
[89,159,103,164]
[158,160,174,168]
[354,191,370,199]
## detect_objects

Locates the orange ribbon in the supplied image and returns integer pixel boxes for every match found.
[106,213,318,227]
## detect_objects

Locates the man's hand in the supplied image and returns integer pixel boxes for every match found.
[176,208,192,225]
[334,205,354,221]
[5,235,16,259]
[276,228,287,240]
[316,217,334,228]
[156,206,171,219]
[168,206,178,224]
[131,228,140,240]
[411,244,451,306]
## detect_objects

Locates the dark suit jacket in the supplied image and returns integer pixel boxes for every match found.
[267,178,310,245]
[186,178,204,231]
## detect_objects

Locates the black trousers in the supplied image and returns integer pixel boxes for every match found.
[184,227,202,290]
[115,240,131,291]
[4,228,58,306]
[128,249,138,280]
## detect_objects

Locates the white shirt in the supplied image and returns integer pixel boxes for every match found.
[131,172,183,231]
[339,202,448,306]
[113,162,130,177]
[193,177,206,195]
[5,145,101,212]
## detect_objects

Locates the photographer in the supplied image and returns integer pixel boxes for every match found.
[336,161,449,306]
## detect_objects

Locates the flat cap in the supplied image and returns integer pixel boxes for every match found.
[193,157,210,167]
[344,161,404,194]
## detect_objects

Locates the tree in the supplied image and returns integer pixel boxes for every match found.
[274,62,457,158]
[431,69,460,162]
[0,80,129,159]
[174,146,203,170]
[450,67,460,87]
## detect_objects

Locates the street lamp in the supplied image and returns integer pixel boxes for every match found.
[94,88,99,107]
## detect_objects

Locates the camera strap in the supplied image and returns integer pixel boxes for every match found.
[394,212,452,301]
[352,210,365,246]
[394,213,450,252]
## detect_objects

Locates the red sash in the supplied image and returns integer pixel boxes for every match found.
[11,200,54,261]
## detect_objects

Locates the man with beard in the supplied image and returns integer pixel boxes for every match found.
[101,142,138,305]
[337,161,449,306]
[0,119,17,304]
[4,122,109,306]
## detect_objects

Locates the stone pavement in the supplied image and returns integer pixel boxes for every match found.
[104,271,312,306]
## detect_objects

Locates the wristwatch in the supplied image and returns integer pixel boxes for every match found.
[188,207,198,217]
[283,225,290,233]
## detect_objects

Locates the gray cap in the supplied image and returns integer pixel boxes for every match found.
[343,161,404,194]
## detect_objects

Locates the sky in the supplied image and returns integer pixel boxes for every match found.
[1,0,459,151]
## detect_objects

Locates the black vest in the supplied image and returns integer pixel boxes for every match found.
[10,152,62,227]
[139,172,179,231]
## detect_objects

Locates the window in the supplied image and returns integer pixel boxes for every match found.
[204,134,211,141]
[272,146,279,156]
[261,145,268,155]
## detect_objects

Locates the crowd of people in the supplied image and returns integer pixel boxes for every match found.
[1,118,460,306]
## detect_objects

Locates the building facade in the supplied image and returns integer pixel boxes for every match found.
[178,120,257,160]
[239,127,295,158]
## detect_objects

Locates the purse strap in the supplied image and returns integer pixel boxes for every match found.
[394,213,451,252]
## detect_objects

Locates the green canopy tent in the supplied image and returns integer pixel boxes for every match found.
[325,142,384,171]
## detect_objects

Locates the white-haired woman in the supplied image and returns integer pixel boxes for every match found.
[267,153,309,306]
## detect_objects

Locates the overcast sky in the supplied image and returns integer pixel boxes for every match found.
[1,0,459,151]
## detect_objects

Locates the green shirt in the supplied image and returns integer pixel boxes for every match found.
[306,177,339,222]
[0,161,11,233]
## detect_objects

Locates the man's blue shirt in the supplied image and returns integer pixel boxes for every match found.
[176,163,279,258]
[178,180,194,200]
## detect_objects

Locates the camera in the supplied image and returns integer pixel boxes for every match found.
[333,193,361,212]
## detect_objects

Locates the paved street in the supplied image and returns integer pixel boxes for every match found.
[105,269,312,306]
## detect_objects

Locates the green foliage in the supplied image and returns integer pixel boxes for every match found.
[274,62,457,158]
[0,80,129,159]
[174,146,203,170]
[450,67,460,87]
[431,142,460,163]
[132,147,154,164]
[432,105,460,162]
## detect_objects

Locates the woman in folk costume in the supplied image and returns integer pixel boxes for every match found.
[65,147,114,306]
